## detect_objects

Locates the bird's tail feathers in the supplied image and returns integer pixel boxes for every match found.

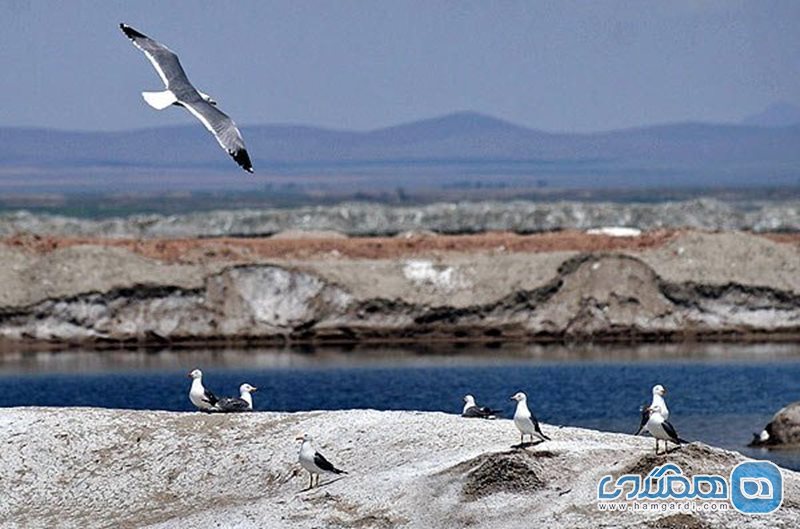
[142,90,178,110]
[333,468,348,475]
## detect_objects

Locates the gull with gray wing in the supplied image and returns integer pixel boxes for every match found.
[187,368,219,412]
[462,394,500,419]
[644,404,686,454]
[634,384,670,436]
[510,391,550,445]
[296,433,347,489]
[215,383,258,413]
[119,23,253,173]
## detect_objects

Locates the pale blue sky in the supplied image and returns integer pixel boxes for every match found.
[0,0,798,132]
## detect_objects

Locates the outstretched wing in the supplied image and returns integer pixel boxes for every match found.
[120,24,189,90]
[182,100,254,173]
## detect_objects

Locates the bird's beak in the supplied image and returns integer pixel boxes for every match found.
[186,372,193,378]
[509,396,515,401]
[663,388,668,395]
[295,435,304,441]
[251,387,258,392]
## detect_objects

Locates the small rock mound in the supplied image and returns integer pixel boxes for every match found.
[620,443,739,478]
[749,401,800,447]
[452,450,550,500]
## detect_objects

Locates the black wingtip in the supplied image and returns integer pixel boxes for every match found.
[119,23,146,40]
[232,149,254,173]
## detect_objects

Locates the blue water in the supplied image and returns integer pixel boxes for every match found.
[1,346,799,470]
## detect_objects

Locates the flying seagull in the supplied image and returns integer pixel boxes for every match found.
[510,391,550,445]
[187,368,219,412]
[634,384,670,435]
[462,394,500,419]
[296,433,347,489]
[119,23,253,173]
[644,404,686,454]
[215,383,258,412]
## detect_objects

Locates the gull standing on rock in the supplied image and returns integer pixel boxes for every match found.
[462,394,500,419]
[634,384,670,435]
[645,404,685,454]
[215,383,258,413]
[296,433,347,489]
[187,369,219,412]
[510,391,550,445]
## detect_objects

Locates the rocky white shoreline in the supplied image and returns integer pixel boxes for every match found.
[1,407,798,528]
[3,199,800,237]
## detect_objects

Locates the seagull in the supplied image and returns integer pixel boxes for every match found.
[296,433,347,489]
[644,404,686,454]
[462,394,500,419]
[119,23,254,173]
[634,384,669,435]
[650,385,669,421]
[187,368,219,412]
[215,383,258,413]
[510,391,550,445]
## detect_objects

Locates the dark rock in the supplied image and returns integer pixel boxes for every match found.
[750,401,800,447]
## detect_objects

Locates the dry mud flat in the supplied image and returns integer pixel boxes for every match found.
[1,229,800,347]
[1,408,798,529]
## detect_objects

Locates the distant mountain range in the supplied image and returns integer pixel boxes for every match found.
[741,102,800,127]
[1,110,799,194]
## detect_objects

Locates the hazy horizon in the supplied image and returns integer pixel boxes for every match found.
[2,106,800,137]
[1,1,798,133]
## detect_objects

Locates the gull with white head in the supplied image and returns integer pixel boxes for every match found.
[296,433,347,489]
[644,404,686,454]
[187,369,218,412]
[510,391,550,445]
[462,394,500,419]
[215,383,258,413]
[634,384,670,435]
[119,23,253,173]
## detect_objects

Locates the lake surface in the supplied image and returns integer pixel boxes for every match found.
[1,343,799,470]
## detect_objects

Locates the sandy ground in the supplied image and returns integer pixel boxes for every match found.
[1,408,798,529]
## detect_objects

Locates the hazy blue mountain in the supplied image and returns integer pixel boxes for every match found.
[1,111,799,193]
[741,102,800,127]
